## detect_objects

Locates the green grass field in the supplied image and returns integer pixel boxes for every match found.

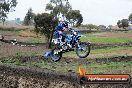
[80,33,132,44]
[63,46,132,59]
[0,57,132,75]
[91,46,132,54]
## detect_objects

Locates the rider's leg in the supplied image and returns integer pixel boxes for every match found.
[58,31,65,46]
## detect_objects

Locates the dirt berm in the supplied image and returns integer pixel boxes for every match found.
[0,63,130,88]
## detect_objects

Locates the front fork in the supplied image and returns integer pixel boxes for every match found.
[76,40,81,49]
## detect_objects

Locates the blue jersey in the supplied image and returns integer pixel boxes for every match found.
[53,22,74,39]
[55,23,63,31]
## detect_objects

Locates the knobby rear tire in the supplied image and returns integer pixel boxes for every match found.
[51,48,62,62]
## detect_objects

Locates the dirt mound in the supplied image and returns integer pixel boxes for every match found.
[0,63,131,88]
[0,63,79,88]
[0,50,132,88]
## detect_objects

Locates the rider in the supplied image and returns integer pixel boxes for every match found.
[52,13,75,48]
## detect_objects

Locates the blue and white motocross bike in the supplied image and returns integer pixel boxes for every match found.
[47,29,91,62]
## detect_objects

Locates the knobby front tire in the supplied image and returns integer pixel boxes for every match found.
[76,42,90,58]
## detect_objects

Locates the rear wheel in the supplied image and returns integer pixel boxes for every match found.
[51,48,62,62]
[76,42,90,58]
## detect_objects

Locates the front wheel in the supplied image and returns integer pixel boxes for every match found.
[76,42,90,58]
[50,48,62,62]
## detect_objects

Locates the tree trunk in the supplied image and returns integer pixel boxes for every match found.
[48,30,54,49]
[2,21,4,25]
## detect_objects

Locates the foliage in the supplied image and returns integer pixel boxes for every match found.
[46,0,72,14]
[121,19,129,28]
[15,51,24,57]
[34,13,58,43]
[46,0,83,26]
[98,25,106,30]
[117,20,122,28]
[107,25,113,29]
[23,8,35,25]
[128,13,132,23]
[117,19,129,29]
[0,0,17,25]
[66,10,83,26]
[80,24,99,30]
[45,3,53,10]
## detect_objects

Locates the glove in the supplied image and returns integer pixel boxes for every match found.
[73,31,77,35]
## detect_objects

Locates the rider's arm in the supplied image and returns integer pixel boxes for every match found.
[67,27,77,35]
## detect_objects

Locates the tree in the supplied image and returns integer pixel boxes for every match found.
[34,13,58,48]
[80,24,98,30]
[85,24,99,30]
[128,13,132,24]
[23,8,35,25]
[66,10,83,26]
[121,19,129,29]
[45,3,53,11]
[0,0,17,25]
[98,25,106,30]
[46,0,72,15]
[117,19,129,29]
[46,0,83,26]
[117,20,122,28]
[107,25,112,30]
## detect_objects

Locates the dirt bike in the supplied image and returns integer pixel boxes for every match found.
[49,29,91,62]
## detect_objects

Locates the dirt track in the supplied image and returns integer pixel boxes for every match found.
[0,40,132,88]
[0,59,131,88]
[0,63,80,88]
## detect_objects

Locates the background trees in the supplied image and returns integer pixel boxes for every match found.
[45,0,83,26]
[0,0,17,25]
[66,10,83,26]
[34,13,58,48]
[23,8,35,26]
[117,19,129,29]
[128,13,132,24]
[80,24,99,30]
[46,0,72,15]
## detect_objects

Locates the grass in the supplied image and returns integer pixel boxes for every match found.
[90,46,132,54]
[0,27,46,43]
[80,34,132,44]
[0,57,22,66]
[15,51,25,57]
[0,26,36,37]
[26,37,45,43]
[63,46,132,58]
[17,37,45,43]
[0,27,27,35]
[0,30,20,35]
[84,61,132,68]
[0,57,132,75]
[84,63,132,74]
[0,27,26,31]
[14,51,39,57]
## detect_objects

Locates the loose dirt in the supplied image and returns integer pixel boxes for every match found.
[0,63,131,88]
